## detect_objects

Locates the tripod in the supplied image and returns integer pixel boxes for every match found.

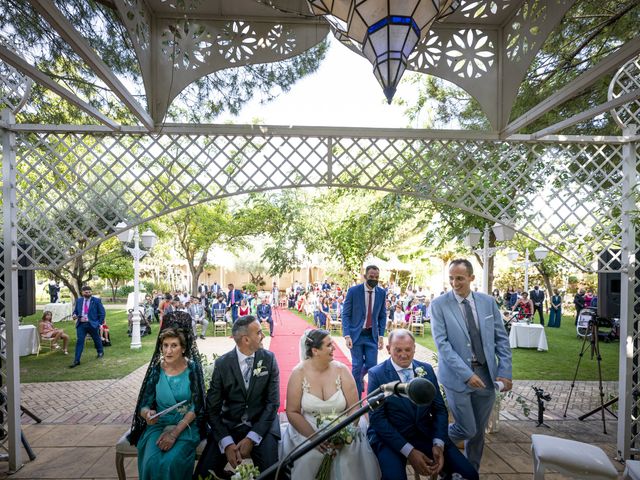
[563,319,617,434]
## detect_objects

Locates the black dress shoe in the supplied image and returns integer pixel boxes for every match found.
[200,335,206,340]
[69,361,80,368]
[97,352,104,359]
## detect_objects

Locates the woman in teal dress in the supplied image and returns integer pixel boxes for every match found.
[128,312,206,480]
[548,289,562,328]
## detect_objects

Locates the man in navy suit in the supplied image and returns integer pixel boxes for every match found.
[227,283,243,322]
[70,285,106,368]
[431,259,512,471]
[342,265,387,397]
[257,297,274,337]
[368,329,478,480]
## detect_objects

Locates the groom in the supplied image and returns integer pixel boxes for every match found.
[367,329,478,480]
[194,315,280,479]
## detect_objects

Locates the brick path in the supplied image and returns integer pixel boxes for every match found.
[7,332,624,479]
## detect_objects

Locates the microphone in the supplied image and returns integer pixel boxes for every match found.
[381,377,436,406]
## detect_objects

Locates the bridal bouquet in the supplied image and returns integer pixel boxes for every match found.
[314,413,356,480]
[230,464,260,480]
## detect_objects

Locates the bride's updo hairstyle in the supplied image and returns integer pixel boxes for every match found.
[304,329,330,359]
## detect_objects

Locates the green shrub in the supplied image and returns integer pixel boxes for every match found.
[118,285,135,297]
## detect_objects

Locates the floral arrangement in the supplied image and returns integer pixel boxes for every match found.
[414,366,427,378]
[314,413,356,480]
[230,464,260,480]
[253,359,268,377]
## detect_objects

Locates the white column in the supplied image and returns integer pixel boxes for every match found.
[618,125,637,459]
[2,109,22,471]
[130,228,142,349]
[482,225,490,294]
[524,248,530,293]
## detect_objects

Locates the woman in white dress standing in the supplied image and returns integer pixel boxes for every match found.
[281,329,381,480]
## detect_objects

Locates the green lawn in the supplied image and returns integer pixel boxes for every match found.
[414,315,619,382]
[19,309,157,383]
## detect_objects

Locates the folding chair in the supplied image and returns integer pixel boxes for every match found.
[213,309,228,336]
[328,308,341,334]
[410,311,425,336]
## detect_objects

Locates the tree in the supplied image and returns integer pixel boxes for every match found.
[236,258,268,287]
[95,250,134,301]
[314,191,416,279]
[166,199,270,296]
[0,0,328,124]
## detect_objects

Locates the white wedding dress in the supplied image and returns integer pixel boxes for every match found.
[280,375,381,480]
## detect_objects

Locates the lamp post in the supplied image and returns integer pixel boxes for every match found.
[116,222,157,349]
[507,246,549,293]
[465,223,515,294]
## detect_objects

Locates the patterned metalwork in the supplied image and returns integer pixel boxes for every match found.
[6,128,629,275]
[609,56,640,129]
[0,37,32,115]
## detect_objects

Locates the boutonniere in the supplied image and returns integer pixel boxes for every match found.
[414,366,427,378]
[253,359,267,377]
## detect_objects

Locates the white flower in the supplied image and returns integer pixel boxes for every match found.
[253,359,266,377]
[414,366,427,378]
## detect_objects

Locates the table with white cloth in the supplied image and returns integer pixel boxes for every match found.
[509,323,548,351]
[43,302,73,322]
[18,325,39,356]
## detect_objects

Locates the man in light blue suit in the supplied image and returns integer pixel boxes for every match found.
[431,259,512,471]
[368,330,478,480]
[342,265,387,397]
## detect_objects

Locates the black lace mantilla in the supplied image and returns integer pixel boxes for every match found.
[127,311,207,445]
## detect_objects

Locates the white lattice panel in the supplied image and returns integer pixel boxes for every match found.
[8,131,629,275]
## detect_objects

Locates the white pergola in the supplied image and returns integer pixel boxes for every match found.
[0,0,639,472]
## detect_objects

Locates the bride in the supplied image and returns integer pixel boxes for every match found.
[281,329,381,480]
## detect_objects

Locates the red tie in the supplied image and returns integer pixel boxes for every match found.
[365,290,373,328]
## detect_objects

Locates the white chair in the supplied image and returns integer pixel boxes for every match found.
[624,460,640,480]
[410,311,425,336]
[531,434,618,479]
[213,308,228,336]
[328,308,342,334]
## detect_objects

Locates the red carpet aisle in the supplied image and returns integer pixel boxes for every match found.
[268,308,351,412]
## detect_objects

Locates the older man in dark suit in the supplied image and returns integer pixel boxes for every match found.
[368,329,478,480]
[193,315,280,479]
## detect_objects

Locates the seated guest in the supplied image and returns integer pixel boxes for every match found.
[211,295,227,319]
[367,329,478,480]
[393,303,406,328]
[281,329,381,480]
[127,312,206,480]
[238,298,251,317]
[257,297,274,337]
[194,316,280,480]
[188,296,208,340]
[512,292,533,320]
[38,310,69,354]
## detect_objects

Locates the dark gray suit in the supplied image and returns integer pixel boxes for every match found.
[530,288,545,325]
[194,347,280,479]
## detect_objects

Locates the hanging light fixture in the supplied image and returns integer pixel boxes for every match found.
[308,0,459,103]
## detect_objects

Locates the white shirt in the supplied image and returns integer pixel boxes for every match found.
[389,359,443,456]
[218,347,263,453]
[453,291,479,329]
[364,285,375,321]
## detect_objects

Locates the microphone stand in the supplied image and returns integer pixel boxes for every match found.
[257,392,387,480]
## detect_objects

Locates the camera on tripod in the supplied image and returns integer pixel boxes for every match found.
[533,386,551,402]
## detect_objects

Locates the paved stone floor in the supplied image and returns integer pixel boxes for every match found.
[2,334,626,479]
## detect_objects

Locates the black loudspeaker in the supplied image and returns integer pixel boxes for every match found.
[597,249,640,319]
[0,244,36,318]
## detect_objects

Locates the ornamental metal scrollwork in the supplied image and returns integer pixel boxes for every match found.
[459,0,512,19]
[445,29,494,79]
[505,0,547,62]
[408,32,444,70]
[608,55,640,129]
[217,21,259,64]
